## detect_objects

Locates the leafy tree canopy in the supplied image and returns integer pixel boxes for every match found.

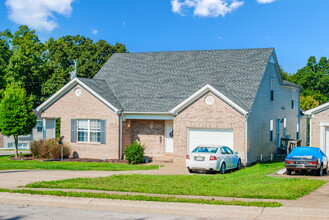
[0,25,127,106]
[282,56,329,110]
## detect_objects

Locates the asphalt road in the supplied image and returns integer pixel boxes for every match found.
[0,204,236,220]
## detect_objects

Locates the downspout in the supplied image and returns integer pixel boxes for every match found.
[119,112,123,159]
[245,112,250,166]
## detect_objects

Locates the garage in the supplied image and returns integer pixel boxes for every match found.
[188,128,234,153]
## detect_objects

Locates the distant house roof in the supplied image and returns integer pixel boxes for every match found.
[93,48,275,112]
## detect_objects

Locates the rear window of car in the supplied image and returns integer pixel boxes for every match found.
[192,147,218,153]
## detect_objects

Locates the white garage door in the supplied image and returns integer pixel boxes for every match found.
[188,128,234,153]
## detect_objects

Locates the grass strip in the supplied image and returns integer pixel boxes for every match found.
[26,162,327,200]
[0,188,282,207]
[0,155,158,171]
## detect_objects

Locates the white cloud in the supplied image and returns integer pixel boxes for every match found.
[92,29,98,35]
[5,0,74,32]
[256,0,276,4]
[171,0,244,17]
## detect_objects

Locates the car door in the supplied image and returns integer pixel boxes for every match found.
[226,147,238,168]
[220,147,230,168]
[224,147,234,168]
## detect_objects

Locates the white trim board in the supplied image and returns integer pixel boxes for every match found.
[305,102,329,116]
[36,78,120,113]
[169,84,248,116]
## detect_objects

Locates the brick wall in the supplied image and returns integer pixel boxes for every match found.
[310,109,329,147]
[130,120,165,157]
[173,92,246,164]
[41,85,120,159]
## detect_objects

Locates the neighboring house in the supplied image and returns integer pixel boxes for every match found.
[0,110,56,149]
[304,103,329,155]
[36,48,301,165]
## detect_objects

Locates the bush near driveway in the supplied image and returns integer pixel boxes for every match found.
[26,162,327,200]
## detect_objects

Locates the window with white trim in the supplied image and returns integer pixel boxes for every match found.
[270,120,274,141]
[77,119,101,143]
[291,90,296,109]
[36,121,43,133]
[270,79,274,101]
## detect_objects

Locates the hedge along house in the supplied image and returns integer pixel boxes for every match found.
[36,48,301,165]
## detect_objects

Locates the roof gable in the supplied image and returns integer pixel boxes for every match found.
[36,78,122,113]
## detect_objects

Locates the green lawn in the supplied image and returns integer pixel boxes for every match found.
[0,155,158,171]
[26,162,326,200]
[0,188,282,207]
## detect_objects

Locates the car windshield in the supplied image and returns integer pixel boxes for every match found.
[192,147,218,153]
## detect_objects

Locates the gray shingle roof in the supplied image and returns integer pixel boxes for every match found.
[77,77,123,110]
[92,48,274,112]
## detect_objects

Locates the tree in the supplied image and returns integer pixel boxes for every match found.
[288,56,329,109]
[5,26,46,105]
[300,95,319,111]
[0,82,36,158]
[0,29,12,92]
[41,35,127,98]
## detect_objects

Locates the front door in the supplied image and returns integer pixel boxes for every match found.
[165,121,174,153]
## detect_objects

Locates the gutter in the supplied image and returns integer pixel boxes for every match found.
[119,112,123,159]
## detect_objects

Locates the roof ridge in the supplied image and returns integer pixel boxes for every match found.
[111,48,274,55]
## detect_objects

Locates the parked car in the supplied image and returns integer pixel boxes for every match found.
[285,147,328,176]
[186,145,241,174]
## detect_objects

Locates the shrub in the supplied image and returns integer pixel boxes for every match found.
[30,139,70,159]
[124,140,145,164]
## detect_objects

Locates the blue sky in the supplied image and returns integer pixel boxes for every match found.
[0,0,328,74]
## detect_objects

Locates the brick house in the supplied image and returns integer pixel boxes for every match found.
[36,48,301,165]
[305,103,329,155]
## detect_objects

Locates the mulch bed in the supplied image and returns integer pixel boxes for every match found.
[9,154,128,164]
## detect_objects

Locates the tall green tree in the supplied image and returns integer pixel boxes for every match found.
[41,35,127,98]
[0,82,36,158]
[0,29,12,92]
[288,56,329,110]
[5,26,46,105]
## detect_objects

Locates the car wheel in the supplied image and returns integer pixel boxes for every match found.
[316,166,323,176]
[219,163,226,174]
[323,167,328,175]
[188,168,194,173]
[286,168,292,175]
[236,159,241,170]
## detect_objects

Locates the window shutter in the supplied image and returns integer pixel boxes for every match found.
[100,120,106,144]
[71,119,76,143]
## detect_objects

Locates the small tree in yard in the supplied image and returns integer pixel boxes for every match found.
[0,82,36,158]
